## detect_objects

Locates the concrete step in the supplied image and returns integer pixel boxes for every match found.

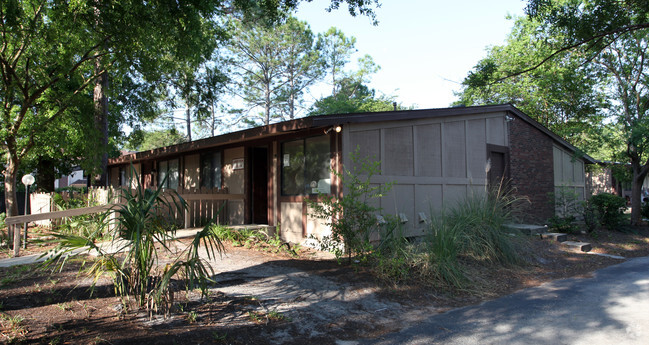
[504,224,548,236]
[562,241,592,252]
[540,232,568,242]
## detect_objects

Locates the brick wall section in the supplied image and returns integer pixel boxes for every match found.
[508,115,555,223]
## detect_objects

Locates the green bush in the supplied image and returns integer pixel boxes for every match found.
[308,148,393,263]
[46,166,224,315]
[52,192,108,241]
[589,193,627,230]
[642,201,649,219]
[548,187,582,233]
[425,186,524,288]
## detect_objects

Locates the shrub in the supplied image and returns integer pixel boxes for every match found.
[425,186,524,288]
[641,199,649,219]
[589,193,627,230]
[308,148,393,263]
[581,200,599,233]
[548,187,582,233]
[46,166,224,316]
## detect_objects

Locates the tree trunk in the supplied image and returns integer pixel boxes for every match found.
[264,85,271,126]
[630,164,647,225]
[3,155,19,217]
[185,105,192,142]
[3,155,20,254]
[94,60,109,187]
[35,158,55,193]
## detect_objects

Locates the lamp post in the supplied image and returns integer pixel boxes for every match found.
[21,174,35,251]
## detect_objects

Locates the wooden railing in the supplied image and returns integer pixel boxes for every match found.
[179,189,244,229]
[4,189,245,257]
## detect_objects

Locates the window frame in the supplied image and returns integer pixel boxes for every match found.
[157,158,180,190]
[281,135,332,196]
[200,151,222,190]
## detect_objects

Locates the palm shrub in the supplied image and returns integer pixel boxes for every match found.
[45,167,224,315]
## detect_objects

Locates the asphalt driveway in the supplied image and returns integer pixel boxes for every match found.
[362,255,649,345]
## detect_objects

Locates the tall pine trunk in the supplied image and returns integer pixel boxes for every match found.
[93,60,109,186]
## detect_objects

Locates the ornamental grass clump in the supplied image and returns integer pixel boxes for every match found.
[44,167,224,316]
[425,185,525,288]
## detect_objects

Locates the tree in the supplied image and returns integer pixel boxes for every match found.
[316,28,357,96]
[309,77,400,115]
[523,0,649,224]
[517,0,649,79]
[309,54,402,115]
[228,16,323,126]
[0,0,380,220]
[278,17,325,120]
[125,128,186,152]
[455,16,609,155]
[594,31,649,224]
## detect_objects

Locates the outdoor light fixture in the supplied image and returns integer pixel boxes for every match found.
[21,174,35,250]
[324,125,342,134]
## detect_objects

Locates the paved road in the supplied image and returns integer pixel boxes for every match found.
[362,256,649,345]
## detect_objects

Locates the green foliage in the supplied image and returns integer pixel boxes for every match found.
[589,193,627,230]
[209,224,299,257]
[229,16,324,125]
[425,187,524,288]
[308,148,393,262]
[523,0,649,223]
[641,200,649,219]
[0,213,5,231]
[582,199,600,234]
[308,77,402,115]
[526,0,649,49]
[45,167,224,315]
[548,187,583,233]
[50,191,109,241]
[454,15,609,157]
[125,128,187,152]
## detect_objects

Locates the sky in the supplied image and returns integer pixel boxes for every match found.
[294,0,527,109]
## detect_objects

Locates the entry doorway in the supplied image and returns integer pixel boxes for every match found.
[250,147,269,224]
[487,145,509,189]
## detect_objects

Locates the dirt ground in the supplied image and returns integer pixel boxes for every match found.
[1,226,649,344]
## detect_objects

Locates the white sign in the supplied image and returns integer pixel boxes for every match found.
[232,158,244,170]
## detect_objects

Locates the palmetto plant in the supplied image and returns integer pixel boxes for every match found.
[45,167,224,315]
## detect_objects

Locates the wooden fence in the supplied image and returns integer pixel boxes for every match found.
[4,186,245,256]
[180,188,244,228]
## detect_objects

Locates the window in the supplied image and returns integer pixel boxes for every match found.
[158,159,179,189]
[200,152,222,189]
[119,166,128,187]
[281,136,331,195]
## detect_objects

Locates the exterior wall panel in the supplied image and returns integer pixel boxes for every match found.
[443,121,467,178]
[383,126,414,176]
[415,124,442,177]
[281,202,303,243]
[509,117,555,222]
[467,119,487,181]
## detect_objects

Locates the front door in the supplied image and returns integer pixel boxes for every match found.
[250,147,268,224]
[487,145,509,189]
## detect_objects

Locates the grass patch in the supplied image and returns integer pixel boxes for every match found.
[366,187,527,290]
[208,225,300,257]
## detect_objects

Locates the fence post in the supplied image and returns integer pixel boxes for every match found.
[13,224,20,257]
